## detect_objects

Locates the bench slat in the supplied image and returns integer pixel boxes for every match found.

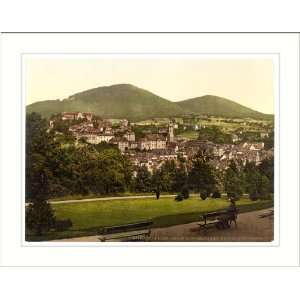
[198,220,219,226]
[98,229,150,242]
[98,220,153,235]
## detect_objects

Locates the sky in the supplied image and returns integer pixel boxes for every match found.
[25,56,275,114]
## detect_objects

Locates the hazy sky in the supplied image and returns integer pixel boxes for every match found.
[25,56,274,113]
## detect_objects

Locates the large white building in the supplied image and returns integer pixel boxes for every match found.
[76,129,114,144]
[109,137,129,152]
[123,130,135,142]
[62,112,93,121]
[138,134,167,150]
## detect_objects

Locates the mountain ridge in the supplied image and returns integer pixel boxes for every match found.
[26,84,273,121]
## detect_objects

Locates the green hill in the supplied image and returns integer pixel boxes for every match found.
[27,84,272,121]
[177,95,272,120]
[27,84,184,121]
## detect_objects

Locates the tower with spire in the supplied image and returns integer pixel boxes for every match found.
[168,123,174,142]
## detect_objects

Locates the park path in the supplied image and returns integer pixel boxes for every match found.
[150,208,274,242]
[50,194,178,205]
[26,194,198,206]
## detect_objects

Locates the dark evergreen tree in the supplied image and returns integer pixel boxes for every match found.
[244,160,271,200]
[188,151,217,194]
[26,113,56,236]
[173,162,188,192]
[134,165,152,192]
[224,161,244,199]
[259,158,274,194]
[26,201,56,236]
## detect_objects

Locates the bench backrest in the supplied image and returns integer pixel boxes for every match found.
[203,211,226,219]
[202,210,237,220]
[98,220,153,235]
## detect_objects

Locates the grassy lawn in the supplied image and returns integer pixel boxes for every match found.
[27,196,273,241]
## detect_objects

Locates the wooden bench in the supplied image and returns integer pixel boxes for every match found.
[97,220,153,242]
[198,210,237,233]
[258,209,274,218]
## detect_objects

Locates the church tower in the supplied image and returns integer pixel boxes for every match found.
[168,123,174,142]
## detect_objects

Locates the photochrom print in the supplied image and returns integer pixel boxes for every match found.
[24,55,275,243]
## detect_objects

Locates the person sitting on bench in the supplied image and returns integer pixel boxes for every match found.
[227,198,238,226]
[217,198,238,229]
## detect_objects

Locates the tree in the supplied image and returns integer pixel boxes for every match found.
[244,160,272,200]
[259,158,274,194]
[151,169,163,193]
[94,149,131,194]
[224,161,244,199]
[258,175,271,199]
[94,141,117,152]
[198,126,232,144]
[51,119,71,134]
[134,166,152,192]
[262,131,274,150]
[158,160,177,192]
[244,161,258,191]
[26,113,57,235]
[26,201,55,236]
[188,152,217,194]
[173,162,188,192]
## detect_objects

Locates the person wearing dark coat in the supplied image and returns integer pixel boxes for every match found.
[226,198,238,227]
[155,189,160,200]
[217,198,238,229]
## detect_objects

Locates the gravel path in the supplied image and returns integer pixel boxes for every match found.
[150,208,274,242]
[26,194,193,206]
[49,194,178,205]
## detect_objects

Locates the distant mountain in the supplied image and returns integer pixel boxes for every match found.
[27,84,272,121]
[177,95,272,120]
[27,84,184,121]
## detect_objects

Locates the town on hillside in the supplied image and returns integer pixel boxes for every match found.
[50,111,274,175]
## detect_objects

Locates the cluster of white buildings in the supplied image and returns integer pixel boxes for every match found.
[213,142,272,170]
[69,121,114,144]
[61,112,175,153]
[128,139,273,174]
[128,149,186,174]
[179,140,273,171]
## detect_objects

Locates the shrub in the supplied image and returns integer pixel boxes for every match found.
[26,201,56,236]
[200,190,208,200]
[54,219,73,231]
[181,186,189,199]
[260,192,272,200]
[212,191,221,198]
[249,192,259,201]
[175,193,184,201]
